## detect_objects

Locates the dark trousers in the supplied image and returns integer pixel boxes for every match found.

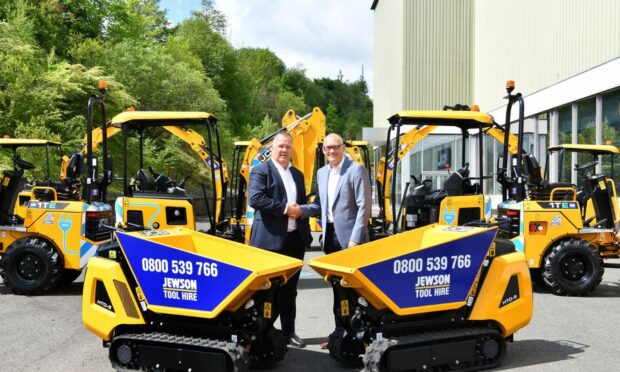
[278,230,305,336]
[323,222,342,254]
[324,223,344,330]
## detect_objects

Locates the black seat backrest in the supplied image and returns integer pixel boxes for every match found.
[443,166,469,196]
[0,170,25,224]
[137,169,156,191]
[589,175,615,229]
[65,151,82,180]
[522,154,544,188]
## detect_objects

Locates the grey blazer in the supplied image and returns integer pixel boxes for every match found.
[302,158,371,249]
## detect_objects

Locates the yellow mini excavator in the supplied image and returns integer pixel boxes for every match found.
[375,104,521,237]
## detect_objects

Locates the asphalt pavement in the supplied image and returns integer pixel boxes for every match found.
[1,239,620,371]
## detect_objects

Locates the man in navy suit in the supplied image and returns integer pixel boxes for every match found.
[248,131,311,348]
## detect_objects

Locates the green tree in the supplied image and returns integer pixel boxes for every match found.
[175,16,251,134]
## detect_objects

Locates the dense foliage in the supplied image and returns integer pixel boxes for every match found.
[0,0,372,190]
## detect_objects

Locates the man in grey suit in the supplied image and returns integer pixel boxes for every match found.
[300,133,372,348]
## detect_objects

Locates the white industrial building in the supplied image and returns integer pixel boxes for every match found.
[367,0,620,200]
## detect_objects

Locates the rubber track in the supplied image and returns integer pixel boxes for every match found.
[363,327,505,372]
[111,332,249,372]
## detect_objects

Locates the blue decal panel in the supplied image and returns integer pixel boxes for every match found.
[359,229,496,308]
[116,232,252,313]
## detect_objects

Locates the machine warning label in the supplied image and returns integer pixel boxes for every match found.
[116,232,252,313]
[359,229,496,308]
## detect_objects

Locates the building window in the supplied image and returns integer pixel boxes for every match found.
[557,106,572,182]
[602,89,620,189]
[538,112,549,169]
[576,98,597,187]
[485,134,494,193]
[420,135,464,190]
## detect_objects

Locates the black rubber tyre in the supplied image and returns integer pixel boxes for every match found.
[529,268,545,287]
[57,269,82,286]
[1,238,62,294]
[543,239,603,296]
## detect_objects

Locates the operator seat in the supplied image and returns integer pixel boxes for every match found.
[136,169,156,191]
[443,165,471,196]
[588,175,616,228]
[522,154,575,201]
[0,156,32,224]
[33,151,83,201]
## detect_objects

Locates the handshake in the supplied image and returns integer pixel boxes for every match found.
[287,202,303,219]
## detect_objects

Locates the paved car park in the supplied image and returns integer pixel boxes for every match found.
[1,247,619,371]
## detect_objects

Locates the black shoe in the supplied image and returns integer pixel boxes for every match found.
[287,333,306,348]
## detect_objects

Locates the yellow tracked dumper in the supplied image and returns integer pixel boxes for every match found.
[308,223,532,371]
[83,227,303,371]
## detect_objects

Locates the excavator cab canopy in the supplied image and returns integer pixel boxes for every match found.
[388,110,495,130]
[547,144,620,155]
[106,110,226,230]
[110,111,217,128]
[0,139,63,180]
[546,144,619,181]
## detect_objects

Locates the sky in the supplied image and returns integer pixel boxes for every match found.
[159,0,374,97]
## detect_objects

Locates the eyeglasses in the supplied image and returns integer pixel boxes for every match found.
[323,144,343,152]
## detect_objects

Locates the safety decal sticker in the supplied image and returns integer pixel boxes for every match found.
[442,207,457,225]
[359,229,495,308]
[550,215,562,226]
[116,232,252,313]
[43,214,54,224]
[59,213,77,255]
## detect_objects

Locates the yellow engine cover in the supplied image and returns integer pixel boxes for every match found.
[469,250,533,336]
[114,196,196,230]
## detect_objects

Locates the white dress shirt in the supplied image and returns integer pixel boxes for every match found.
[271,158,297,232]
[326,157,345,223]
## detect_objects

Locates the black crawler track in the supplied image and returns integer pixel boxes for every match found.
[363,327,506,372]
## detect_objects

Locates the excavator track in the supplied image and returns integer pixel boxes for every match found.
[109,332,249,372]
[363,327,506,372]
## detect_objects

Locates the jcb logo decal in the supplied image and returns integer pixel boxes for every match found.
[263,302,272,318]
[257,147,272,163]
[340,300,349,316]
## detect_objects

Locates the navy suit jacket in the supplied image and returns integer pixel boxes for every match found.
[248,160,312,251]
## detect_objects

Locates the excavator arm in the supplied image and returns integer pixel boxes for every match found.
[162,125,229,224]
[376,125,438,222]
[239,107,326,194]
[485,124,520,157]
